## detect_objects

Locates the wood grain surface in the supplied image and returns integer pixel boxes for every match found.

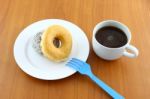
[0,0,150,99]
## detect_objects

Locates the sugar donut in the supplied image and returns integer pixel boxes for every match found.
[40,25,72,62]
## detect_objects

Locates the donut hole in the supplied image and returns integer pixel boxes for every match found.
[53,37,62,48]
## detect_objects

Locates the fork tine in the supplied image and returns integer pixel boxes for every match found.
[70,59,83,66]
[66,62,79,70]
[72,58,84,63]
[72,58,83,62]
[68,61,80,67]
[72,58,84,65]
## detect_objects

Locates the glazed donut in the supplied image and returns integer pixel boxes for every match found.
[40,25,72,62]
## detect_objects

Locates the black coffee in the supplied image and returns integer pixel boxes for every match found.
[95,26,127,48]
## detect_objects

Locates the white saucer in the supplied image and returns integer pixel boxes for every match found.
[14,19,90,80]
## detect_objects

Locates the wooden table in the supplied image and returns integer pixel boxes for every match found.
[0,0,150,99]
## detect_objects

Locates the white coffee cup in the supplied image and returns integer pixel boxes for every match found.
[92,20,139,60]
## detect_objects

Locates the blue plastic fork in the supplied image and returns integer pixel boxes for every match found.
[66,58,124,99]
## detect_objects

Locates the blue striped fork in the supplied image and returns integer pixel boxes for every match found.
[66,58,124,99]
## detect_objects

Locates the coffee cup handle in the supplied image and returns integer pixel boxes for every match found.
[123,45,139,58]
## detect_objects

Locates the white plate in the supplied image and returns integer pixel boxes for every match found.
[14,19,90,80]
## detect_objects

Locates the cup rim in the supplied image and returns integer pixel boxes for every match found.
[93,20,131,50]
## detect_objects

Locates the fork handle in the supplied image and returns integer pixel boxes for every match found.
[89,74,124,99]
